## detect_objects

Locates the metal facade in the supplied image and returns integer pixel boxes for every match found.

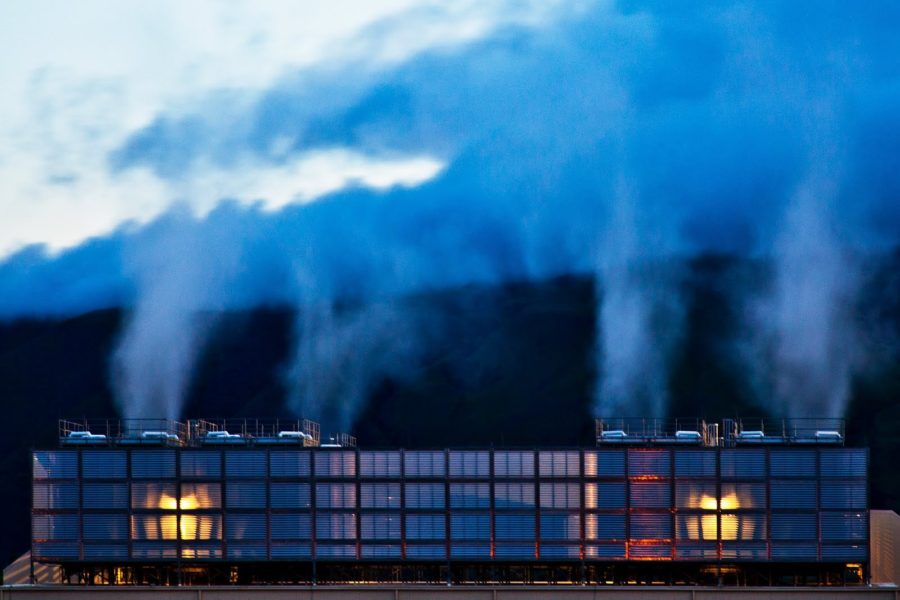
[31,447,868,568]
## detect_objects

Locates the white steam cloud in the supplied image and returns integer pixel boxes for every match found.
[758,173,860,418]
[594,176,682,417]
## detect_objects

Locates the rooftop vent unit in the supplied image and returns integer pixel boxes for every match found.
[322,432,357,448]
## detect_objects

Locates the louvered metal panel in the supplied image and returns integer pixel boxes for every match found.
[720,450,765,478]
[769,450,816,477]
[675,544,718,559]
[83,544,128,559]
[495,513,535,540]
[819,448,866,477]
[495,482,535,509]
[131,542,177,558]
[360,483,400,509]
[451,543,490,558]
[181,543,223,559]
[630,481,670,508]
[821,544,867,560]
[315,513,356,540]
[771,513,817,540]
[593,450,625,477]
[721,542,767,559]
[628,450,670,477]
[675,481,716,509]
[83,514,127,540]
[450,483,490,508]
[32,515,79,540]
[674,451,716,477]
[32,451,77,479]
[270,482,311,508]
[82,483,128,509]
[225,451,266,477]
[538,451,580,477]
[359,451,401,477]
[316,483,357,509]
[316,544,356,558]
[771,543,818,560]
[590,482,625,509]
[630,513,672,540]
[586,513,625,540]
[226,514,266,540]
[32,482,79,509]
[226,481,266,509]
[227,543,267,559]
[360,513,401,540]
[33,543,79,559]
[586,543,626,559]
[270,514,312,539]
[82,450,126,479]
[450,512,491,540]
[495,543,534,558]
[539,482,580,509]
[770,480,817,509]
[820,480,867,509]
[494,451,534,477]
[130,482,176,510]
[539,512,580,541]
[721,513,767,541]
[403,451,445,477]
[820,512,867,541]
[406,544,446,559]
[180,452,221,478]
[405,483,445,509]
[131,450,175,478]
[131,514,178,541]
[676,514,717,542]
[270,543,311,558]
[540,544,581,558]
[181,514,222,540]
[628,543,672,559]
[721,482,766,510]
[314,451,356,477]
[269,451,311,477]
[405,513,445,540]
[449,451,490,478]
[361,544,402,558]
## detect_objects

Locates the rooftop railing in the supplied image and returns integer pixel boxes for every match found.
[595,417,846,447]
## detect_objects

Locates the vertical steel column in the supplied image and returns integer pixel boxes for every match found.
[76,448,84,564]
[444,448,451,585]
[489,448,495,562]
[310,449,317,585]
[175,448,182,586]
[579,448,586,584]
[400,449,406,560]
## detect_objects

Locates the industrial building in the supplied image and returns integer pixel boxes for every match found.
[30,418,869,586]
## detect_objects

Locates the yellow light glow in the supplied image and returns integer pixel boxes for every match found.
[720,492,738,510]
[158,492,200,511]
[701,514,718,541]
[699,495,718,510]
[685,493,744,541]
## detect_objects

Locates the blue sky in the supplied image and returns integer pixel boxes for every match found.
[1,1,899,421]
[2,1,899,282]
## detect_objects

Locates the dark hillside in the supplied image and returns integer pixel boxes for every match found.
[1,255,899,566]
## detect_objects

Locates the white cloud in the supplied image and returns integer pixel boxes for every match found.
[0,0,563,257]
[169,149,446,216]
